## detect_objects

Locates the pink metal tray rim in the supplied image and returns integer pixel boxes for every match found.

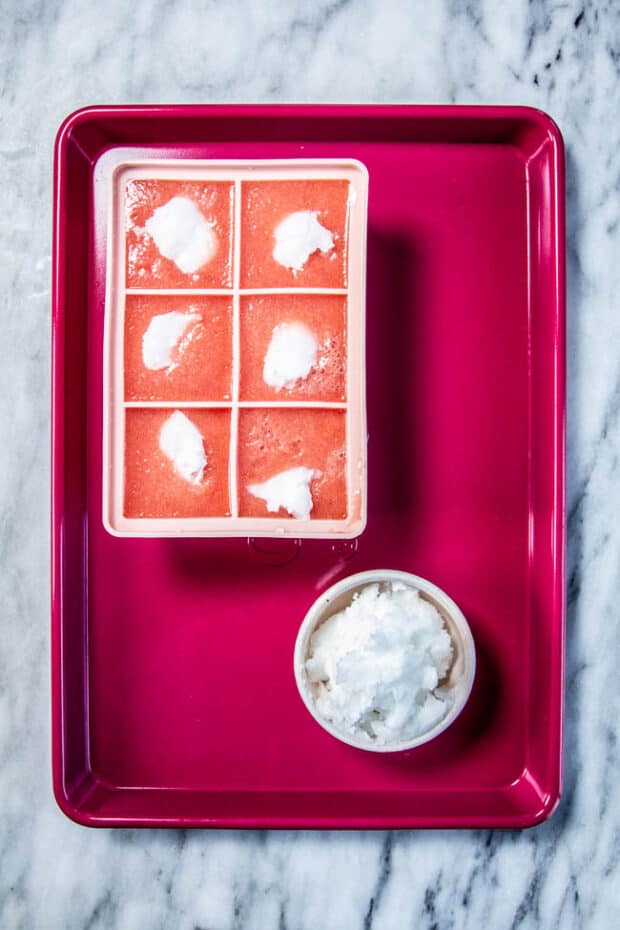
[55,102,565,149]
[51,104,566,830]
[52,767,560,831]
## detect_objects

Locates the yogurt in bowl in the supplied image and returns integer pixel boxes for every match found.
[294,570,476,752]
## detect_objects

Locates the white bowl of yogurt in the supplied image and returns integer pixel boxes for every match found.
[294,570,476,752]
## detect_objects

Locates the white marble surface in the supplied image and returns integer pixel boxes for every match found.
[1,0,619,927]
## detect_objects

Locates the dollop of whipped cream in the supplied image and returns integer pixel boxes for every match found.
[159,411,207,484]
[142,311,201,373]
[263,322,318,390]
[248,466,320,520]
[145,196,216,274]
[272,211,334,272]
[306,582,455,743]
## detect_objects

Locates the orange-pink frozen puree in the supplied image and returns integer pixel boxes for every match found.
[239,294,346,402]
[124,295,233,402]
[238,408,347,520]
[240,180,349,288]
[126,180,234,288]
[124,408,231,518]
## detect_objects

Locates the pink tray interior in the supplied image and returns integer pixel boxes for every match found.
[52,106,565,828]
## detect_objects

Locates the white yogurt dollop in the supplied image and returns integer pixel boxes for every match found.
[145,196,216,274]
[263,322,318,390]
[272,210,334,272]
[159,410,207,485]
[305,582,454,743]
[142,311,201,372]
[248,466,320,520]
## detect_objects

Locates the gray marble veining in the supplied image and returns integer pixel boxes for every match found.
[1,0,619,927]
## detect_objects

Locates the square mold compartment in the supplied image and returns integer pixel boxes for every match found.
[103,158,368,537]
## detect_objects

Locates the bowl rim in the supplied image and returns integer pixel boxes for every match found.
[293,569,477,752]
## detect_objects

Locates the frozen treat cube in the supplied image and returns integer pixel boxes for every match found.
[124,408,231,518]
[238,408,347,520]
[126,180,234,288]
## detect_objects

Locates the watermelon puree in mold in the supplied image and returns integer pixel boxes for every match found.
[124,408,231,518]
[110,164,367,534]
[125,179,234,288]
[237,408,347,520]
[239,293,346,402]
[240,180,349,288]
[124,294,233,402]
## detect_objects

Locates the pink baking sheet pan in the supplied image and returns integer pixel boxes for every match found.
[51,105,565,829]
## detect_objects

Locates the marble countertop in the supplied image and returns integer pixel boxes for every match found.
[1,0,619,927]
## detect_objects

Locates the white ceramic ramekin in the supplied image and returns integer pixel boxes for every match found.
[294,569,476,752]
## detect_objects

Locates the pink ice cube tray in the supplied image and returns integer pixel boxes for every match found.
[102,156,369,538]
